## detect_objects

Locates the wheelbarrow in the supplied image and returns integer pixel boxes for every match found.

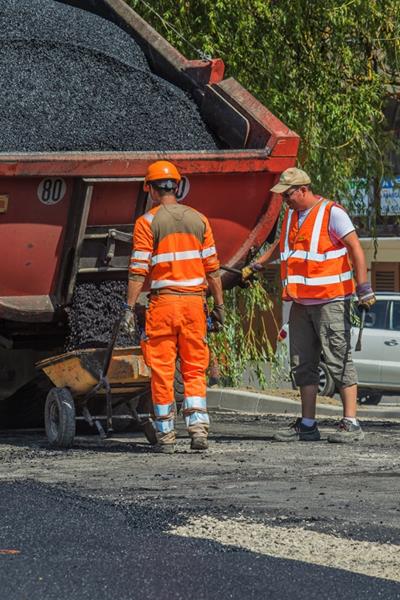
[37,318,156,448]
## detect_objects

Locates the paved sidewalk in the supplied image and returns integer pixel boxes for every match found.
[207,387,400,419]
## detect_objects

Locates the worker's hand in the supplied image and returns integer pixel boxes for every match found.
[356,282,376,311]
[121,305,136,337]
[241,262,263,282]
[210,304,225,332]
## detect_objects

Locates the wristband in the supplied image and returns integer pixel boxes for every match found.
[123,302,134,312]
[356,282,372,295]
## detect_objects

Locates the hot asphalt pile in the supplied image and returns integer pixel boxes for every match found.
[65,281,138,350]
[0,0,218,152]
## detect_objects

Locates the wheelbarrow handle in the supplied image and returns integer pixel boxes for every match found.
[101,315,123,378]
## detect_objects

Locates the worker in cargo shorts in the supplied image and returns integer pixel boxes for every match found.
[242,167,376,443]
[123,161,224,453]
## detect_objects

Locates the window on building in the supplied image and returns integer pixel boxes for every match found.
[372,262,400,292]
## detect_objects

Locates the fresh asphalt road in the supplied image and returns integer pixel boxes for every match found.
[0,413,399,599]
[1,480,399,600]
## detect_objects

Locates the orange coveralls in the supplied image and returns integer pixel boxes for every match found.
[129,203,220,438]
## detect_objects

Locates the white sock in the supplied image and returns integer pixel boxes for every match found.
[301,418,316,427]
[344,417,358,425]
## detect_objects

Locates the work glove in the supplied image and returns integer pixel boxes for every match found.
[210,304,225,332]
[356,282,376,311]
[241,262,263,282]
[121,305,136,337]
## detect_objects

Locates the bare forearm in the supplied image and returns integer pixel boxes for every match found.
[347,245,368,285]
[342,232,368,285]
[127,279,145,307]
[207,274,224,305]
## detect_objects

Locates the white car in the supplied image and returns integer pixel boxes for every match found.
[277,293,400,404]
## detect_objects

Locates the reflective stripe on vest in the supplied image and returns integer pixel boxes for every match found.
[130,261,149,272]
[282,270,353,287]
[144,212,154,224]
[151,249,202,266]
[151,277,205,290]
[201,246,216,259]
[280,247,348,262]
[131,250,151,260]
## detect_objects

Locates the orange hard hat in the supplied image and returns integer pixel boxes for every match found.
[143,160,182,192]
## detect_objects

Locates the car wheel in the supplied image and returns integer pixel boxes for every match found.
[358,392,383,405]
[318,362,336,397]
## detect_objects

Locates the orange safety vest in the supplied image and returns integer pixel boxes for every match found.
[280,198,355,301]
[129,204,220,293]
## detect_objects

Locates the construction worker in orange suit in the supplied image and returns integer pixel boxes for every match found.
[242,167,376,443]
[123,160,224,453]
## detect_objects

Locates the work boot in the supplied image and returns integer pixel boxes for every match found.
[153,443,176,454]
[327,418,365,443]
[273,418,321,442]
[190,436,209,451]
[153,430,176,454]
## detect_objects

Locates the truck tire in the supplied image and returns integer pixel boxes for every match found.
[2,373,52,428]
[174,358,184,413]
[358,391,383,405]
[318,362,336,397]
[45,387,76,448]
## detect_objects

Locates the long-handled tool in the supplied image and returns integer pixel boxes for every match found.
[83,314,124,437]
[220,265,242,275]
[220,264,257,285]
[355,306,366,352]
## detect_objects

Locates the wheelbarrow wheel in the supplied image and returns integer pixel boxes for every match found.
[45,387,76,448]
[142,419,157,446]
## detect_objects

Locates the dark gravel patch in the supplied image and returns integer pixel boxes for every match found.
[65,280,138,350]
[0,0,218,152]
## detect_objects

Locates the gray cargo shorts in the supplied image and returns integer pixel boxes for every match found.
[289,299,358,389]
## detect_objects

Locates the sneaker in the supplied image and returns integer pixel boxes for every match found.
[327,418,365,443]
[153,443,176,454]
[273,418,321,442]
[190,436,209,451]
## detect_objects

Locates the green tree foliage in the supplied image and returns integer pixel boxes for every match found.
[128,0,400,199]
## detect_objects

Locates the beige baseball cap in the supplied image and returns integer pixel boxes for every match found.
[270,167,311,193]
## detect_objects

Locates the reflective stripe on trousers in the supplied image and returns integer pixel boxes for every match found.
[153,402,175,433]
[182,396,210,429]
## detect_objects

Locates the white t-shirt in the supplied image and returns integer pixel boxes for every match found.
[297,205,355,241]
[289,204,355,305]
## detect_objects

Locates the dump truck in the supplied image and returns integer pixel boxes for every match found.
[0,0,299,426]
